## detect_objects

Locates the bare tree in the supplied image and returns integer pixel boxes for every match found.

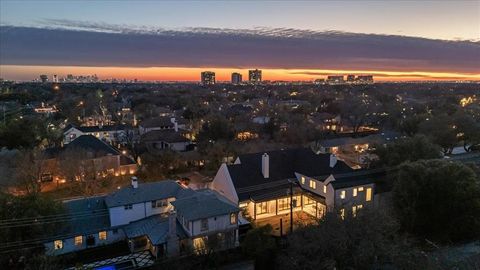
[14,148,49,195]
[59,147,99,196]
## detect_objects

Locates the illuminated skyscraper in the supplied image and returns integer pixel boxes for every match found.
[346,74,355,82]
[201,71,216,85]
[231,72,242,84]
[53,74,59,83]
[357,75,374,83]
[248,69,262,83]
[39,74,48,83]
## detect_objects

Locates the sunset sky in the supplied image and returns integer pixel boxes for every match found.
[1,0,479,81]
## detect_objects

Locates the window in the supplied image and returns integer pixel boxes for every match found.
[358,187,364,192]
[301,176,305,185]
[309,179,316,189]
[304,196,315,205]
[74,236,83,246]
[99,231,107,240]
[239,202,248,209]
[353,188,358,197]
[366,188,372,201]
[278,198,290,211]
[352,206,357,217]
[340,208,345,220]
[357,204,363,209]
[230,213,237,224]
[201,219,209,231]
[340,190,346,199]
[124,204,133,210]
[152,199,168,208]
[323,185,327,193]
[54,240,63,250]
[256,202,268,214]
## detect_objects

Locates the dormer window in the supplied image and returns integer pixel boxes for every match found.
[323,185,327,193]
[309,180,316,189]
[201,219,209,231]
[301,176,305,185]
[340,190,346,199]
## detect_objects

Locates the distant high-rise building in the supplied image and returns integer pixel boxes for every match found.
[357,75,374,84]
[346,75,355,82]
[53,74,58,83]
[327,75,344,84]
[39,75,48,83]
[248,69,262,83]
[201,71,216,85]
[231,73,242,84]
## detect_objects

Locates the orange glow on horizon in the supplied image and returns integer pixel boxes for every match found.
[1,65,479,82]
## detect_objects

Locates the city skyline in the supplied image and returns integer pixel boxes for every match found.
[0,0,479,81]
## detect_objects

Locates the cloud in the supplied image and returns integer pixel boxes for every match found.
[0,20,479,73]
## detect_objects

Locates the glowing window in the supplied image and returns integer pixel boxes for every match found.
[99,231,107,240]
[54,240,63,250]
[257,202,268,214]
[366,188,372,202]
[74,236,82,246]
[278,198,290,211]
[353,188,358,197]
[309,180,316,189]
[340,190,346,199]
[301,176,305,185]
[230,213,237,224]
[358,187,364,192]
[323,185,327,193]
[340,208,345,220]
[239,202,248,209]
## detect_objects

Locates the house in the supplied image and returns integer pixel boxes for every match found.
[138,117,186,135]
[63,124,132,146]
[44,135,137,180]
[141,129,192,152]
[211,148,377,223]
[44,178,240,259]
[310,112,343,132]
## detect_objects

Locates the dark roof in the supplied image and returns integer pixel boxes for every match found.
[171,189,239,221]
[120,155,136,165]
[65,135,120,157]
[319,132,403,148]
[52,196,111,239]
[64,124,128,133]
[105,180,195,208]
[227,148,353,200]
[141,130,189,143]
[123,215,188,245]
[330,169,388,189]
[140,117,175,128]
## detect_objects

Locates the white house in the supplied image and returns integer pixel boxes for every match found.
[211,148,379,223]
[63,124,132,146]
[44,178,240,259]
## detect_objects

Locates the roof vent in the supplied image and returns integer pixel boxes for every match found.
[131,176,138,189]
[262,153,269,178]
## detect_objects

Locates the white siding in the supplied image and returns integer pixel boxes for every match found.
[191,214,237,237]
[211,164,239,204]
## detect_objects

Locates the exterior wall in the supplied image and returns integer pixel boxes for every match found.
[296,173,329,197]
[333,183,375,217]
[63,128,84,144]
[145,197,176,217]
[190,214,238,237]
[118,164,138,176]
[109,198,175,226]
[45,228,125,256]
[210,164,239,204]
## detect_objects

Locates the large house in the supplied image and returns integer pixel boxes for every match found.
[140,129,192,152]
[63,124,133,146]
[44,178,240,259]
[211,148,377,223]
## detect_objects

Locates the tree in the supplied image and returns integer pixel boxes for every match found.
[453,111,480,152]
[58,147,99,196]
[393,160,480,243]
[277,210,432,270]
[241,225,278,269]
[339,93,378,135]
[418,115,457,154]
[372,135,442,167]
[197,115,234,143]
[14,148,49,195]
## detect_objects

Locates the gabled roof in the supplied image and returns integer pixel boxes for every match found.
[104,180,195,208]
[226,148,354,200]
[171,189,239,221]
[64,124,128,133]
[65,135,120,157]
[123,215,188,245]
[139,117,175,128]
[141,130,189,143]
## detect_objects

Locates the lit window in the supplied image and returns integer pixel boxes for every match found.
[340,208,345,220]
[239,202,248,209]
[278,198,290,211]
[151,199,168,208]
[230,213,237,224]
[124,204,132,210]
[357,204,363,209]
[358,187,364,192]
[74,236,82,246]
[301,176,305,185]
[353,188,358,197]
[303,195,315,205]
[366,188,372,201]
[340,190,346,199]
[201,219,209,231]
[99,231,107,240]
[257,202,268,214]
[309,180,316,189]
[54,240,63,250]
[323,185,327,193]
[352,206,357,217]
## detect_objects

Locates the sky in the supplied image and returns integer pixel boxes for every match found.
[0,0,479,81]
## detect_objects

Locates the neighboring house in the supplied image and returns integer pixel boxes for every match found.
[211,148,377,222]
[44,178,240,258]
[138,117,186,135]
[44,135,137,180]
[63,124,133,146]
[141,129,192,152]
[310,112,343,132]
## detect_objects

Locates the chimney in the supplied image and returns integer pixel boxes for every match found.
[170,117,176,124]
[174,121,178,132]
[329,154,337,168]
[131,176,138,189]
[167,210,179,256]
[262,153,269,178]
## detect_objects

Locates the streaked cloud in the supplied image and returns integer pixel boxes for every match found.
[1,20,479,74]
